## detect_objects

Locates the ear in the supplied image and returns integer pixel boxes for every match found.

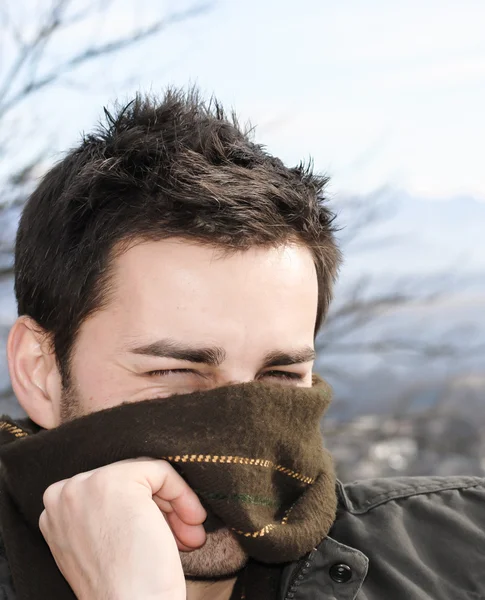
[7,317,62,429]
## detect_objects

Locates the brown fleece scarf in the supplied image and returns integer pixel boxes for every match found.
[0,376,337,600]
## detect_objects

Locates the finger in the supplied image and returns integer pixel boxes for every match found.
[177,542,197,552]
[152,495,173,514]
[164,510,206,550]
[43,458,207,528]
[123,460,207,526]
[42,470,94,509]
[156,497,207,550]
[39,509,49,537]
[154,472,207,526]
[161,512,194,552]
[42,479,68,509]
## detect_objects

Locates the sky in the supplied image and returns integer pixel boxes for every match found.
[3,0,483,202]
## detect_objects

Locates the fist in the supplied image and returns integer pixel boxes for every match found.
[39,458,207,600]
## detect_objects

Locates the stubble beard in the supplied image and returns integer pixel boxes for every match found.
[60,385,249,580]
[180,527,248,579]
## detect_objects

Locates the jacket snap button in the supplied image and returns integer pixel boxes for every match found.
[329,563,352,583]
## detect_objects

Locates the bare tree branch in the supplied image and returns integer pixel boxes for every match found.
[335,187,398,248]
[0,0,73,107]
[0,3,211,118]
[0,1,25,48]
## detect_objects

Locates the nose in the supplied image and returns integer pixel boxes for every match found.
[215,370,255,387]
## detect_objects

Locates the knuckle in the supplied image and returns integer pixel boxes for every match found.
[87,470,117,496]
[42,481,61,509]
[59,480,79,506]
[159,460,173,473]
[38,510,47,534]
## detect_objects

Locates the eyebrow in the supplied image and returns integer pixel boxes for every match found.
[129,339,226,366]
[128,339,315,368]
[261,347,316,368]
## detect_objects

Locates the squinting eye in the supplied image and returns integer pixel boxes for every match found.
[146,369,195,377]
[264,371,303,381]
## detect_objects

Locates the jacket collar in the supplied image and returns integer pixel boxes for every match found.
[278,481,369,599]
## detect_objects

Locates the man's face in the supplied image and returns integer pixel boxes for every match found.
[62,238,318,577]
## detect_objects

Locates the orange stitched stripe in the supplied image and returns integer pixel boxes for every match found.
[163,454,314,484]
[0,422,29,438]
[229,499,299,538]
[0,423,307,538]
[281,498,299,525]
[0,423,314,483]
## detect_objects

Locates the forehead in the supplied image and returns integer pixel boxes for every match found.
[107,239,318,345]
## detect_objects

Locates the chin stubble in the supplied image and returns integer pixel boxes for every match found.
[180,528,248,579]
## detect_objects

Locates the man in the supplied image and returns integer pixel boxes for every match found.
[0,88,483,600]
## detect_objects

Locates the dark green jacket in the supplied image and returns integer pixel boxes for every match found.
[1,476,484,599]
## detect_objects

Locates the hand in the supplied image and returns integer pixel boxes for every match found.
[39,458,207,600]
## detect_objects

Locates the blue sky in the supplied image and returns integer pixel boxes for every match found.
[4,0,482,202]
[3,0,484,201]
[177,0,485,201]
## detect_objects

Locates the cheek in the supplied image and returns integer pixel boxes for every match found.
[67,328,130,411]
[68,303,143,410]
[69,352,212,413]
[68,358,121,412]
[123,377,214,404]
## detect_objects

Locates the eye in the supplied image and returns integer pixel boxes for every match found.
[146,369,195,377]
[263,371,303,381]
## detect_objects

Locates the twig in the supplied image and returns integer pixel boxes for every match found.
[0,3,211,118]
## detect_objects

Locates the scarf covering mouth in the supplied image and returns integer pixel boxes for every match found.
[0,375,337,600]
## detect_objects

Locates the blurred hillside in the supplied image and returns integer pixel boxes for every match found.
[318,191,485,480]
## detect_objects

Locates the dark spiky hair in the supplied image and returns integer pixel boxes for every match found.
[15,87,341,383]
